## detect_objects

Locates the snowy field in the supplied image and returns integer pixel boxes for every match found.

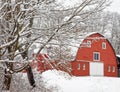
[41,70,120,92]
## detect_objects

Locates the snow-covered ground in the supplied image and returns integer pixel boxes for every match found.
[41,70,120,92]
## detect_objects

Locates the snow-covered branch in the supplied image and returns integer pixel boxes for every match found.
[0,35,19,49]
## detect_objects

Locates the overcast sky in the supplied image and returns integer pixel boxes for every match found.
[106,0,120,13]
[58,0,120,14]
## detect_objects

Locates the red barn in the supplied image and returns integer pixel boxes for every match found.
[31,53,72,74]
[71,32,118,77]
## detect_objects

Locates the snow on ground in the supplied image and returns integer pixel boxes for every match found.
[41,70,120,92]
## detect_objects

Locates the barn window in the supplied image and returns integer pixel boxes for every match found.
[102,42,106,49]
[112,66,115,72]
[83,64,86,70]
[93,52,100,61]
[87,41,91,47]
[108,66,111,72]
[77,63,80,70]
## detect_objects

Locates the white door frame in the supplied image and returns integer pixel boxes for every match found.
[90,62,104,76]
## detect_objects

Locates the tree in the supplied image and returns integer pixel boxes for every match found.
[34,0,111,59]
[0,0,40,90]
[0,0,111,91]
[83,11,120,55]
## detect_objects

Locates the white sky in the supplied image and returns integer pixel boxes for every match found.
[106,0,120,13]
[58,0,120,14]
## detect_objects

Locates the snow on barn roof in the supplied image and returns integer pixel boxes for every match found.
[32,32,109,60]
[116,55,120,62]
[70,32,105,47]
[116,55,120,58]
[69,32,106,57]
[78,32,107,41]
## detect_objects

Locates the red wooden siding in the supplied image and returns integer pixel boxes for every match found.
[71,61,89,76]
[75,33,118,77]
[27,33,118,77]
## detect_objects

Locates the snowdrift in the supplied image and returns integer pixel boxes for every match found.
[41,70,120,92]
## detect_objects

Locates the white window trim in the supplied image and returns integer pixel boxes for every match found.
[93,52,100,61]
[77,63,80,70]
[83,64,86,70]
[108,66,111,72]
[87,40,91,47]
[112,66,115,72]
[102,42,106,49]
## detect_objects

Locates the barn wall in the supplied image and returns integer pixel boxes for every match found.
[75,33,118,77]
[104,64,118,77]
[71,61,89,76]
[37,61,45,72]
[76,33,117,64]
[29,33,118,77]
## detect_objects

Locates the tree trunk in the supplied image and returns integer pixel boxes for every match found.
[26,65,35,87]
[20,48,36,87]
[3,63,13,90]
[3,43,14,90]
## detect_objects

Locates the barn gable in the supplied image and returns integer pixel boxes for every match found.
[72,32,118,77]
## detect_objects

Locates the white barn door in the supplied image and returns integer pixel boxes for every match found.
[90,62,104,76]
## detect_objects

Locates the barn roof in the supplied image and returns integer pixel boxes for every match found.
[69,32,105,59]
[116,55,120,63]
[117,55,120,58]
[71,32,105,46]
